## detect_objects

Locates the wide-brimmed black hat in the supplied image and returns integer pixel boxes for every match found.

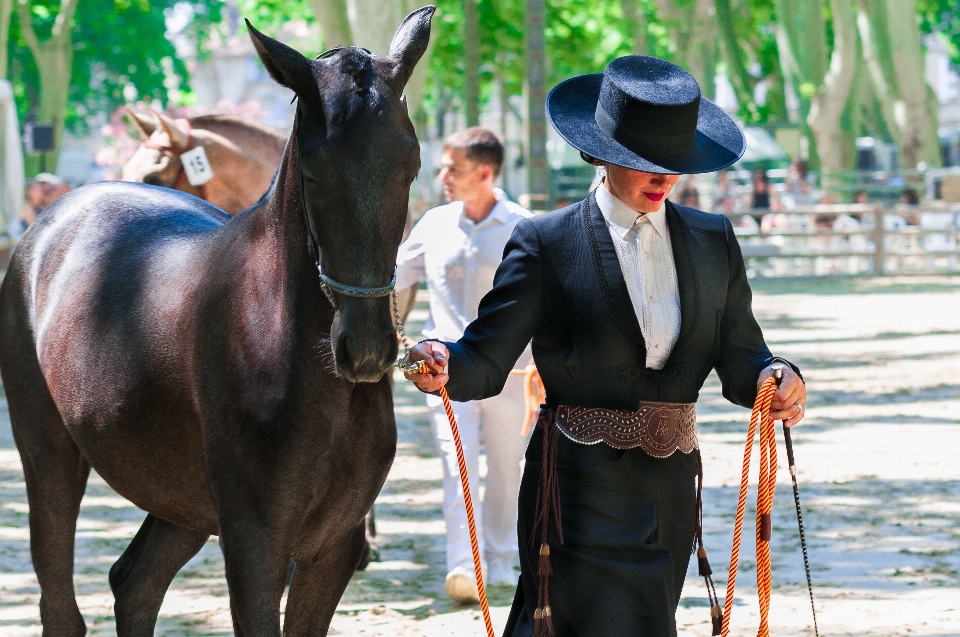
[547,56,745,174]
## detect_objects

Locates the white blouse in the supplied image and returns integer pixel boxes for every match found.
[595,185,681,370]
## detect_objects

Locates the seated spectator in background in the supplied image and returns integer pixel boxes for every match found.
[677,183,700,208]
[732,213,759,234]
[713,169,734,210]
[750,169,780,210]
[832,212,861,233]
[899,188,922,225]
[19,173,70,228]
[781,159,815,208]
[717,194,736,214]
[853,189,869,204]
[760,211,789,234]
[900,188,920,205]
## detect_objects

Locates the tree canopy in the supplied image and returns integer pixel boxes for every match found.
[7,0,221,134]
[4,0,957,179]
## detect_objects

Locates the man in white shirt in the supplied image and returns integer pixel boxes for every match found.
[395,127,532,602]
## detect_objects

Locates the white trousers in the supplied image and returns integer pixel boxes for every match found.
[427,371,530,574]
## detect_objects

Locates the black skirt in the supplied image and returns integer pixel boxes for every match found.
[504,426,700,637]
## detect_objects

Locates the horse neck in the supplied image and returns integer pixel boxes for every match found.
[239,129,317,288]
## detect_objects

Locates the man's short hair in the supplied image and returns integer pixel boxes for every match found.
[443,127,504,177]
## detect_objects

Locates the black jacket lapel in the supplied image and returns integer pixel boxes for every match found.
[666,201,700,350]
[583,191,645,346]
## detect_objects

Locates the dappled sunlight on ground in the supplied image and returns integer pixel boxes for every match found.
[1,275,959,635]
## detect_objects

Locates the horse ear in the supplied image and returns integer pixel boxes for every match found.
[387,5,435,90]
[151,109,190,150]
[246,19,318,100]
[124,108,156,139]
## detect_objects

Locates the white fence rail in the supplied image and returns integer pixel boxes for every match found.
[720,204,960,276]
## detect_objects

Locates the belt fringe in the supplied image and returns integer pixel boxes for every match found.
[530,407,718,636]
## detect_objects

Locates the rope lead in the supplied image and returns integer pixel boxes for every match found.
[721,376,779,637]
[418,362,496,637]
[722,371,819,637]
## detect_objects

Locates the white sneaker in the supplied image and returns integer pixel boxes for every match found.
[445,566,480,603]
[488,557,518,586]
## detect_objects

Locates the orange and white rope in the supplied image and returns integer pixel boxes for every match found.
[721,376,779,637]
[421,363,496,637]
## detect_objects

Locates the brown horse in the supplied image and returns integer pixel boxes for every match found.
[122,111,286,215]
[0,7,433,637]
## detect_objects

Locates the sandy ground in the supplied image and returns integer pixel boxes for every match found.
[2,275,960,636]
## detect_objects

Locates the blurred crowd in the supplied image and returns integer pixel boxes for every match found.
[670,159,954,240]
[7,173,71,240]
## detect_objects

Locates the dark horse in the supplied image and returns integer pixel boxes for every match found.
[0,7,433,636]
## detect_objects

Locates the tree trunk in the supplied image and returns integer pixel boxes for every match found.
[715,0,751,107]
[17,0,79,171]
[619,0,647,56]
[0,0,12,79]
[807,0,858,175]
[856,0,899,149]
[348,0,432,136]
[884,0,940,168]
[524,0,549,210]
[311,0,353,49]
[462,0,480,127]
[653,0,715,95]
[774,0,828,167]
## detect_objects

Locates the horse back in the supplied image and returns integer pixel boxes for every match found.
[0,182,232,528]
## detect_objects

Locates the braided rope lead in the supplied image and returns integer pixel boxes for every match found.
[721,376,779,637]
[418,362,496,637]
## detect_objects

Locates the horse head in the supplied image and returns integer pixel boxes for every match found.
[121,109,194,189]
[247,6,433,383]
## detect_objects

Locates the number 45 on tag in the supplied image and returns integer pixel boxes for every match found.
[181,146,214,186]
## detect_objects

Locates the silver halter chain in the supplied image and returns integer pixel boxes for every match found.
[392,289,422,374]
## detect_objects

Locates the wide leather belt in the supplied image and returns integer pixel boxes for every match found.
[553,401,698,457]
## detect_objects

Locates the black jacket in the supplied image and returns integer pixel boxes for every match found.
[445,191,786,409]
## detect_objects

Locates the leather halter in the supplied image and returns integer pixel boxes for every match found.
[141,118,210,201]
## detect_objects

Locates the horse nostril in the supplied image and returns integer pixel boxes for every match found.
[335,334,353,372]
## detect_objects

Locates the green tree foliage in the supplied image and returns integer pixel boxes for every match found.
[918,0,960,69]
[235,0,314,45]
[426,0,673,132]
[7,0,222,134]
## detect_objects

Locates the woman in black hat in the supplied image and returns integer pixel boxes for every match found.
[404,56,807,637]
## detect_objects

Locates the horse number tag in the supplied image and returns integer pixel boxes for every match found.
[180,146,214,186]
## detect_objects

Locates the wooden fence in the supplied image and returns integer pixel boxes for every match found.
[720,204,960,276]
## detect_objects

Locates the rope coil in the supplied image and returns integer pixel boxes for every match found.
[721,376,779,637]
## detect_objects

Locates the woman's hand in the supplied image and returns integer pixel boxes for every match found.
[758,364,806,427]
[401,341,450,393]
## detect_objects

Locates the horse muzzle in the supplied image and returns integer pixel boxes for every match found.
[330,299,398,383]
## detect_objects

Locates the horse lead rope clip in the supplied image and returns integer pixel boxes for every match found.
[721,368,818,637]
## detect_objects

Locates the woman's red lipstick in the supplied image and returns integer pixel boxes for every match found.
[644,192,665,202]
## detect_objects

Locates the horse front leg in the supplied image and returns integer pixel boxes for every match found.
[282,521,367,637]
[218,513,291,637]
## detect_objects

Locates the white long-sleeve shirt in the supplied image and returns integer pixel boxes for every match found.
[595,185,681,370]
[396,196,532,342]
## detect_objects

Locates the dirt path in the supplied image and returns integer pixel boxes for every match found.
[2,275,959,636]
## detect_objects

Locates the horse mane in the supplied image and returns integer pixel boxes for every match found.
[189,114,287,147]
